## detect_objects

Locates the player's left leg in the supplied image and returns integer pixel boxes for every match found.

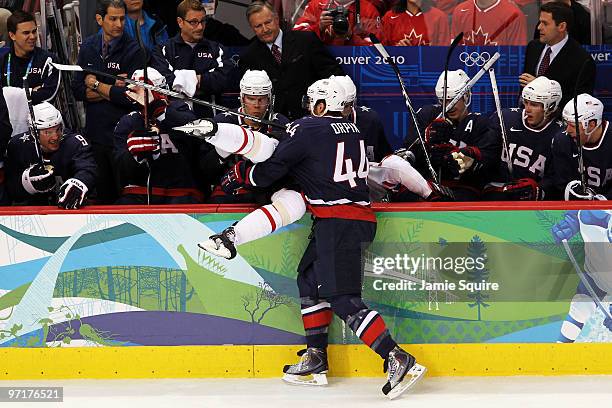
[199,189,306,259]
[313,218,426,399]
[282,240,332,386]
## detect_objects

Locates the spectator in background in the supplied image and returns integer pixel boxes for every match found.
[534,0,591,45]
[151,0,234,118]
[293,0,382,45]
[240,1,344,120]
[521,1,595,108]
[145,0,181,37]
[451,0,527,45]
[0,7,11,45]
[382,0,450,46]
[124,0,169,52]
[433,0,459,15]
[72,0,144,203]
[202,0,250,46]
[1,10,60,136]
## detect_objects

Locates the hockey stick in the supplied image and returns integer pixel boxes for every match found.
[134,14,153,206]
[561,239,612,321]
[72,1,82,50]
[23,77,45,165]
[369,33,439,183]
[51,63,287,131]
[573,60,591,195]
[488,68,513,178]
[403,52,501,151]
[442,33,464,122]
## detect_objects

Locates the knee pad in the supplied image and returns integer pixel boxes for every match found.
[271,188,306,226]
[243,130,279,163]
[377,154,431,198]
[209,123,279,162]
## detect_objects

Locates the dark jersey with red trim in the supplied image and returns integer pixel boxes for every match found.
[250,115,374,222]
[542,122,612,199]
[409,104,500,189]
[113,101,213,195]
[489,108,562,183]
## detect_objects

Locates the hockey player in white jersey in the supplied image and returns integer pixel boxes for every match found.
[196,76,453,258]
[552,210,612,341]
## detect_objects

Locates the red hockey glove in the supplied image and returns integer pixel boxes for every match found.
[127,129,161,163]
[221,160,253,194]
[425,117,454,145]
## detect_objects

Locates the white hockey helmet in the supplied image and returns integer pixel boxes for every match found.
[307,78,346,116]
[435,69,471,107]
[331,75,357,104]
[562,93,604,135]
[521,76,562,116]
[131,67,167,88]
[31,102,64,130]
[240,70,273,98]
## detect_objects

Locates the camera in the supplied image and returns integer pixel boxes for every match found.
[326,6,350,37]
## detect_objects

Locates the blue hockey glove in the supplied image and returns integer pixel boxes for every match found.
[551,210,579,244]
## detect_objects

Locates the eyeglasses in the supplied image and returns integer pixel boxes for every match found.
[182,18,207,28]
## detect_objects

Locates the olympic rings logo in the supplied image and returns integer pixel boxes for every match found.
[459,51,491,67]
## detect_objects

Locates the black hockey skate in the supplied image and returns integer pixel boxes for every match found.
[382,346,426,399]
[197,226,237,259]
[282,348,328,386]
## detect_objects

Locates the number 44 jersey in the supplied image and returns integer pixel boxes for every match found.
[249,115,375,222]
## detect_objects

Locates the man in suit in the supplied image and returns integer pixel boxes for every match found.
[533,0,591,45]
[520,1,595,109]
[239,0,344,120]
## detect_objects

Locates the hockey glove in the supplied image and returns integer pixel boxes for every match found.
[430,143,460,177]
[501,178,543,201]
[22,163,56,194]
[425,181,455,202]
[127,129,161,163]
[551,210,579,244]
[564,180,607,201]
[425,117,454,145]
[221,160,253,194]
[57,178,89,210]
[452,146,482,174]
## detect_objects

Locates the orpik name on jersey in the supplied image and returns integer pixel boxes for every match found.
[250,115,374,222]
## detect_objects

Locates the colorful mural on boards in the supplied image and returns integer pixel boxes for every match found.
[0,209,611,348]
